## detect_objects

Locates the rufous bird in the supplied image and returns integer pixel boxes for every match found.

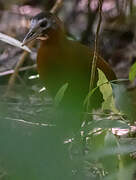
[22,12,116,129]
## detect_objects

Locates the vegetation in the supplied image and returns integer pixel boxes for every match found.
[0,0,136,179]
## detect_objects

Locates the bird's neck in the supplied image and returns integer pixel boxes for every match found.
[40,28,67,47]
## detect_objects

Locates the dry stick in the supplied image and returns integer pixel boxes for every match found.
[129,0,133,15]
[5,0,63,96]
[87,0,91,10]
[87,0,103,111]
[4,41,34,96]
[0,64,36,77]
[50,0,63,14]
[115,0,120,14]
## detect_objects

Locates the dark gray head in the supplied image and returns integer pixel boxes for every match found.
[22,12,60,45]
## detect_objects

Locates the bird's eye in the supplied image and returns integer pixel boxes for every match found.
[40,21,48,27]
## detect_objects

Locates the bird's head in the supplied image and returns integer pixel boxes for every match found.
[22,12,63,45]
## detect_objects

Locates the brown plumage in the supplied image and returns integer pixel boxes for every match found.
[22,12,116,129]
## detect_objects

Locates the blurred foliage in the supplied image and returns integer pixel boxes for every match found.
[0,0,136,180]
[54,82,69,107]
[129,62,136,82]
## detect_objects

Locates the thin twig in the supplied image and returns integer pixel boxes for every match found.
[84,112,124,117]
[86,0,103,111]
[0,64,36,77]
[4,41,34,96]
[87,0,91,11]
[50,0,63,14]
[6,117,55,127]
[115,0,120,14]
[90,0,103,91]
[129,0,133,15]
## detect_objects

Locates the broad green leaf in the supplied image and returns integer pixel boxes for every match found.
[129,62,136,81]
[88,119,129,130]
[54,82,69,107]
[111,83,136,123]
[117,163,135,180]
[84,79,129,112]
[104,131,118,147]
[83,76,120,108]
[103,131,119,174]
[97,69,116,111]
[103,164,135,180]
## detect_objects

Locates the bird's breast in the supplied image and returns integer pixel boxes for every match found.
[37,41,90,99]
[37,45,70,95]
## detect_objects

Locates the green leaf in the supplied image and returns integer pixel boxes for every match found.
[54,82,69,107]
[117,163,135,180]
[83,86,98,107]
[84,77,129,110]
[103,131,119,173]
[97,69,116,111]
[104,131,118,147]
[129,62,136,81]
[88,119,129,130]
[111,83,136,123]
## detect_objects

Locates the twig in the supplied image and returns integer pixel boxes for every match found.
[0,64,36,77]
[6,117,55,127]
[87,0,91,11]
[115,0,120,14]
[81,0,96,44]
[4,41,34,96]
[87,0,103,111]
[50,0,63,14]
[129,0,133,15]
[84,112,124,117]
[90,0,103,91]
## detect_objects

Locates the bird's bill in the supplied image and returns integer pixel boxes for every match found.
[22,28,42,46]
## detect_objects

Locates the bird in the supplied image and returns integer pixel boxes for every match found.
[22,12,116,131]
[22,12,117,179]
